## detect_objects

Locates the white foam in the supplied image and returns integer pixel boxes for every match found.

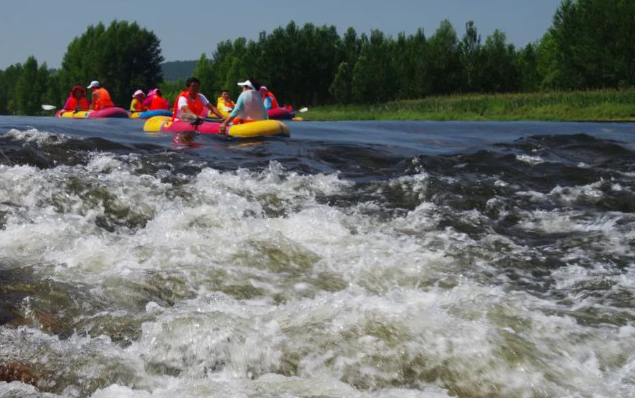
[516,154,545,165]
[0,155,632,398]
[6,127,69,144]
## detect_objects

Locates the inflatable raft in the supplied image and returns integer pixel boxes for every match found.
[267,107,293,120]
[143,116,290,138]
[129,109,173,119]
[55,107,129,118]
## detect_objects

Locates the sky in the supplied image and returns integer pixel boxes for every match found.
[0,0,563,70]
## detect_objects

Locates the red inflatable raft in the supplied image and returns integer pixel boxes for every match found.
[55,107,129,118]
[267,107,293,120]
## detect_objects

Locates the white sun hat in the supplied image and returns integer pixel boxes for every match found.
[237,80,255,90]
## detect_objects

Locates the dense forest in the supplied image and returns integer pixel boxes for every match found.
[0,0,632,115]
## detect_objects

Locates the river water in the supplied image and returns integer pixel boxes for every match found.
[0,116,633,398]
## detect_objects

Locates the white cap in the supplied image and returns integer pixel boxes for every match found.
[133,89,145,97]
[237,80,255,90]
[87,80,100,89]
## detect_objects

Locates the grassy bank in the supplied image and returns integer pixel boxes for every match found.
[301,89,634,122]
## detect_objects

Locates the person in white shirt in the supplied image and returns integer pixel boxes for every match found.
[219,79,268,132]
[173,77,225,121]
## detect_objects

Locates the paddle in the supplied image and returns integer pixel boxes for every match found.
[179,113,202,123]
[179,113,224,123]
[41,104,56,110]
[177,113,206,134]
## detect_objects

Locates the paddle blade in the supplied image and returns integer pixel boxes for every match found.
[41,104,56,110]
[299,107,308,113]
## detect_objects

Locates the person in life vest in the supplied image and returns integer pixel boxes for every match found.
[87,80,115,111]
[144,88,170,111]
[130,89,147,112]
[172,77,225,121]
[61,85,89,112]
[219,79,268,133]
[216,90,235,118]
[259,86,279,110]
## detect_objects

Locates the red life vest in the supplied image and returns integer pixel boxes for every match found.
[131,99,144,111]
[67,96,89,111]
[149,95,169,110]
[172,91,204,121]
[222,98,235,108]
[262,91,279,109]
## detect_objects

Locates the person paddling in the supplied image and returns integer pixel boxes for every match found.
[172,77,225,121]
[219,79,268,133]
[87,80,115,110]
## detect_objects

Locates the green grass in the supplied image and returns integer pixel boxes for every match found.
[301,89,635,122]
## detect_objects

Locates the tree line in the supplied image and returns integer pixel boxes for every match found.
[0,20,162,115]
[0,0,632,115]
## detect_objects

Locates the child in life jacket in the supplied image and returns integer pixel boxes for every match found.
[130,89,147,112]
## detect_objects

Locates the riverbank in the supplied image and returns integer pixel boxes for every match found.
[301,89,634,122]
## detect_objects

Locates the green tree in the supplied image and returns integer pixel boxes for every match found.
[329,27,361,102]
[351,53,373,103]
[427,20,462,95]
[341,27,361,67]
[407,28,430,98]
[480,30,518,92]
[547,0,634,89]
[192,53,216,96]
[0,70,5,114]
[44,71,64,110]
[258,23,298,103]
[58,20,164,107]
[330,61,353,103]
[0,66,18,114]
[516,43,541,92]
[535,31,560,89]
[217,38,249,98]
[350,34,373,103]
[258,22,342,106]
[350,30,397,103]
[193,38,250,101]
[392,31,428,100]
[459,21,482,92]
[158,79,184,107]
[14,56,49,115]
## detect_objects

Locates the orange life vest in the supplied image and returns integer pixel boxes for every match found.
[131,99,144,111]
[262,91,279,109]
[221,98,235,108]
[231,117,257,125]
[172,91,204,121]
[92,87,114,110]
[67,96,89,111]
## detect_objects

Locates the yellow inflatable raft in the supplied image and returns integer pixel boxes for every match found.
[143,116,290,138]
